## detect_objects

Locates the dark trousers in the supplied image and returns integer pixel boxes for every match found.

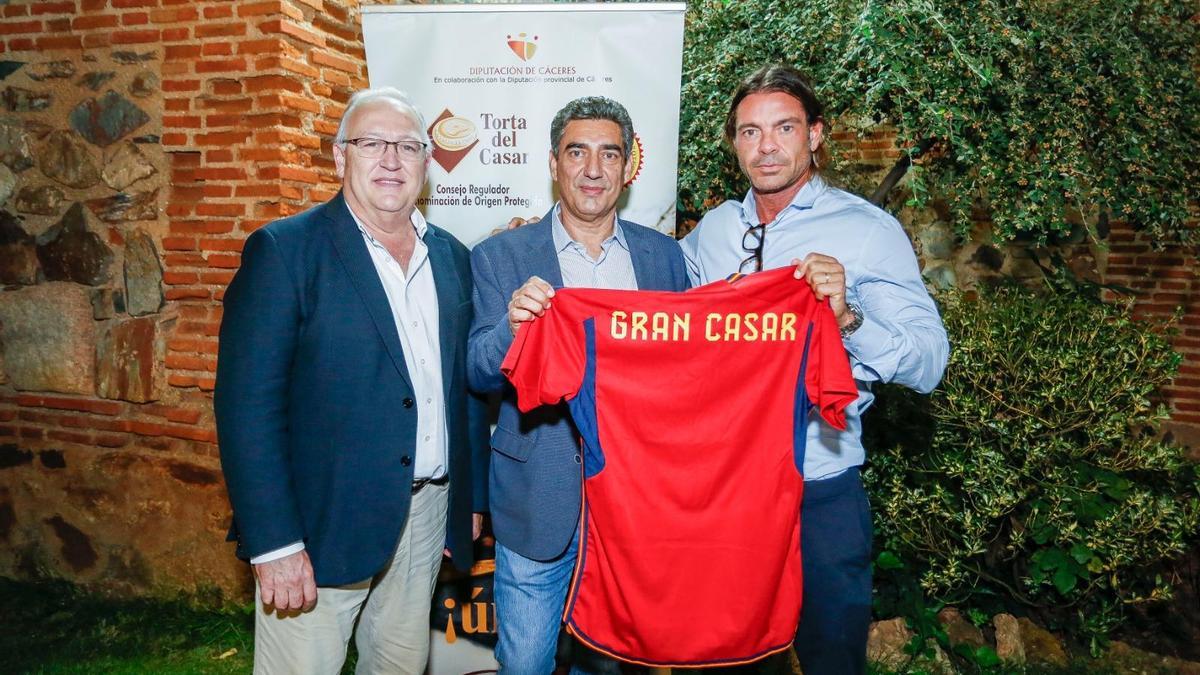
[792,468,873,675]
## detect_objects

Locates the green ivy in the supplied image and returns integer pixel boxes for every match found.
[864,285,1200,641]
[679,0,1200,245]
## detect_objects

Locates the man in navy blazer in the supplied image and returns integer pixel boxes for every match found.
[468,97,689,672]
[215,88,487,674]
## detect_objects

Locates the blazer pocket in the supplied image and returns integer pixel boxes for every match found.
[491,424,533,463]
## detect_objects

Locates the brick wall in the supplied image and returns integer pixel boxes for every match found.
[0,0,368,598]
[1103,223,1200,447]
[157,0,366,394]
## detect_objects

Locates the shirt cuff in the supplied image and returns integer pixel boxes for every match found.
[843,313,892,371]
[250,541,305,565]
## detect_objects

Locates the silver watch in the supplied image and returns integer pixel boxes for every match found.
[840,303,863,338]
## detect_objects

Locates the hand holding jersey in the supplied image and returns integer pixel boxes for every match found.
[508,275,556,335]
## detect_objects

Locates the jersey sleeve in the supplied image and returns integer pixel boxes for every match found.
[805,302,859,430]
[500,298,588,413]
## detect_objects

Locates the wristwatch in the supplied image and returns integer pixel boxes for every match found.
[840,303,864,338]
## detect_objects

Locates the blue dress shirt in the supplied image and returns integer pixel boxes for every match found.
[551,205,639,291]
[680,175,949,480]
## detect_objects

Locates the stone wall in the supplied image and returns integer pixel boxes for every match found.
[0,0,366,600]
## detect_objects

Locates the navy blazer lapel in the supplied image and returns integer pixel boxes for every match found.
[525,208,565,288]
[623,218,665,290]
[425,228,460,402]
[322,194,414,391]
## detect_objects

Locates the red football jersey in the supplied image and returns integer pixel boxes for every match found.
[501,267,858,667]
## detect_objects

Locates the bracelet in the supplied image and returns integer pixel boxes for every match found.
[840,303,864,338]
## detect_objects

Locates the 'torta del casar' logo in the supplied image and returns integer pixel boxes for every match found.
[428,109,479,173]
[506,32,537,61]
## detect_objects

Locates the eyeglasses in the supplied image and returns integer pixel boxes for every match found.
[342,137,428,160]
[740,222,767,273]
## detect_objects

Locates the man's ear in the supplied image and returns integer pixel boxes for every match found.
[809,119,825,153]
[333,143,346,180]
[548,150,558,183]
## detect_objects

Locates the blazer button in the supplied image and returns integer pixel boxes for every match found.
[402,398,414,408]
[401,455,412,466]
[574,453,582,464]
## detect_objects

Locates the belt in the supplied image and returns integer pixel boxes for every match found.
[412,475,449,494]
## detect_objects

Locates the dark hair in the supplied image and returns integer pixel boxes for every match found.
[724,64,825,142]
[550,96,635,158]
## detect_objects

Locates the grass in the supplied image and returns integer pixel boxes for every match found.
[0,577,255,674]
[0,576,1159,675]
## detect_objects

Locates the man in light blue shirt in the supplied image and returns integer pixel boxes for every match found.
[681,64,949,675]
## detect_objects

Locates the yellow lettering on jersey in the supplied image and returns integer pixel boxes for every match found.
[612,311,795,342]
[630,311,649,340]
[673,313,690,341]
[780,313,797,341]
[723,313,741,341]
[611,310,628,339]
[705,313,722,341]
[742,313,760,341]
[651,312,668,340]
[761,313,778,341]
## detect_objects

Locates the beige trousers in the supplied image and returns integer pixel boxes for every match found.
[253,482,449,675]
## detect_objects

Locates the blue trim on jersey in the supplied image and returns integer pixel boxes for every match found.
[570,317,605,479]
[564,490,591,626]
[563,319,599,636]
[793,322,814,474]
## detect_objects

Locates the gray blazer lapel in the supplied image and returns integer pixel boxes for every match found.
[425,229,460,402]
[525,209,565,288]
[623,218,665,290]
[322,194,414,391]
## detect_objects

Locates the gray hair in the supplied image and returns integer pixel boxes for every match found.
[335,87,431,148]
[550,96,634,158]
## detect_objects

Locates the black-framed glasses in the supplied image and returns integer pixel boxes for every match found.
[740,222,767,273]
[342,137,428,160]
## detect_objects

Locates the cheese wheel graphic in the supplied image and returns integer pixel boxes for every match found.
[432,116,477,152]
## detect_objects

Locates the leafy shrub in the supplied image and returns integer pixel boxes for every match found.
[679,0,1200,244]
[864,285,1200,640]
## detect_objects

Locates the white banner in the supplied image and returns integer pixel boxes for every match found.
[362,2,687,248]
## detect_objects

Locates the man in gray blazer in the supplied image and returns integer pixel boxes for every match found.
[468,96,689,672]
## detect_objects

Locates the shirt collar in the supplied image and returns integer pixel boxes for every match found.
[550,203,628,253]
[345,202,428,243]
[740,173,827,226]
